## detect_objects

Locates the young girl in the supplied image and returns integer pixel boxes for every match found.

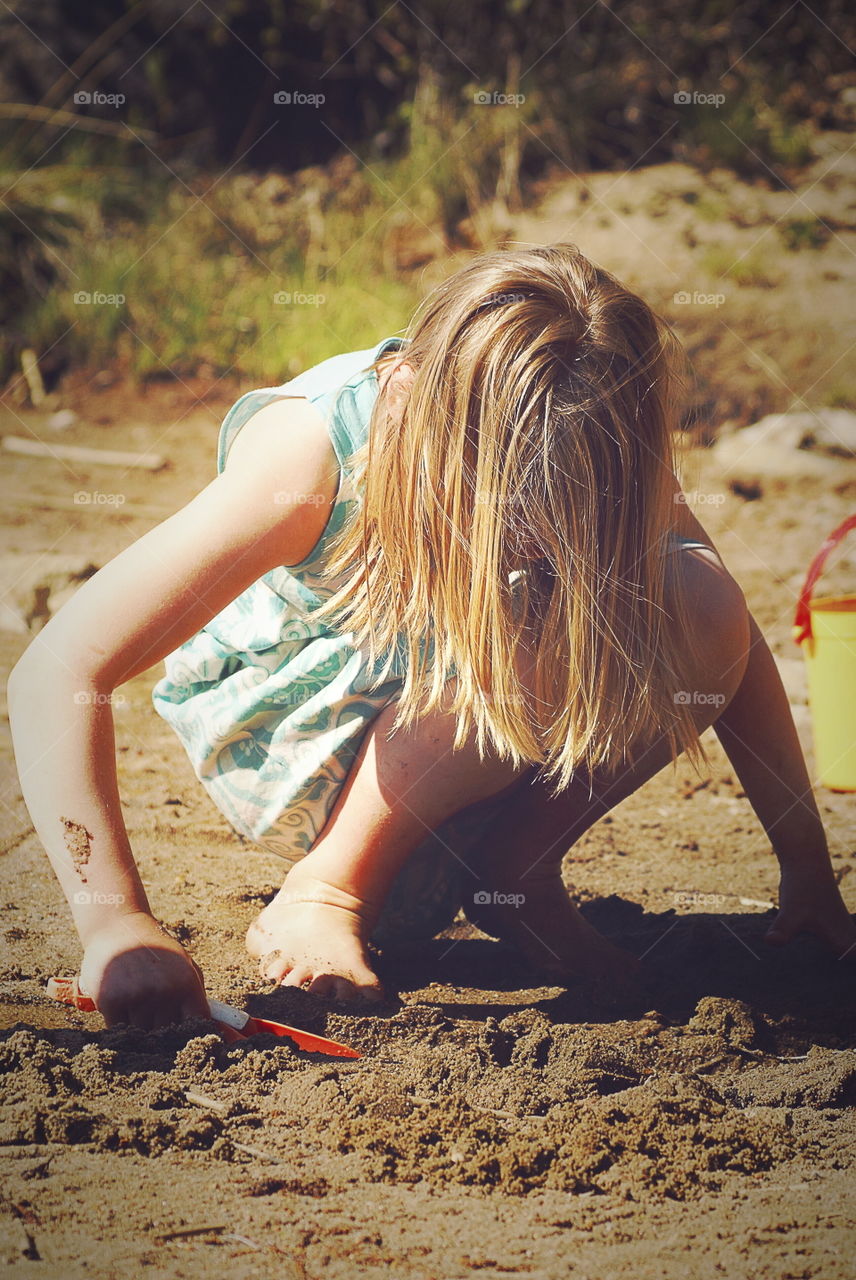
[9,244,854,1028]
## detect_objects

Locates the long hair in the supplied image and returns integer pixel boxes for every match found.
[311,243,708,796]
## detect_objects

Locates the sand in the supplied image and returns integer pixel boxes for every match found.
[2,155,856,1278]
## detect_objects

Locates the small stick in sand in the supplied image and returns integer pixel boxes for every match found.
[20,349,46,407]
[155,1225,227,1241]
[183,1089,229,1114]
[2,436,167,471]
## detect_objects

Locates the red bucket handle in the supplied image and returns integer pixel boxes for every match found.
[793,514,856,645]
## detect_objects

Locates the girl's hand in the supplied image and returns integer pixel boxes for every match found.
[765,866,856,961]
[79,911,210,1029]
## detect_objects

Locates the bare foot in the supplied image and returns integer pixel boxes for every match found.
[464,861,643,1006]
[246,864,384,1003]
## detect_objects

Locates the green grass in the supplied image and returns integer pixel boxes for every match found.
[691,192,730,223]
[778,217,831,251]
[688,90,814,175]
[1,160,422,382]
[1,73,534,383]
[0,65,825,386]
[700,243,780,288]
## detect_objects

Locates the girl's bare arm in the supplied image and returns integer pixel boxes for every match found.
[670,478,826,862]
[672,477,854,954]
[7,396,340,1022]
[711,612,829,868]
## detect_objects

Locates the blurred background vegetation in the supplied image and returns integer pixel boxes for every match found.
[0,0,854,405]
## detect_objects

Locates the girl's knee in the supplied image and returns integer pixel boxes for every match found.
[376,681,529,814]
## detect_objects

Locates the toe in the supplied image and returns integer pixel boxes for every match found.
[306,970,384,1003]
[357,981,385,1004]
[258,950,289,982]
[351,969,385,1003]
[279,966,313,989]
[245,917,270,959]
[307,973,354,1001]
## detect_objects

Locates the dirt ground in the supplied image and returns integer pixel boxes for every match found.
[2,152,856,1279]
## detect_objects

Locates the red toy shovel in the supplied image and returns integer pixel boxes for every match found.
[46,975,361,1059]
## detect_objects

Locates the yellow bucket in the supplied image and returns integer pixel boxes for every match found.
[793,515,856,792]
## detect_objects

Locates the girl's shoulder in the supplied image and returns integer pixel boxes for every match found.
[217,335,407,475]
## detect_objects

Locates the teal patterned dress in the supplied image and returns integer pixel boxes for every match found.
[152,336,508,941]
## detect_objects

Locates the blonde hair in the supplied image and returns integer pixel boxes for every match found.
[311,243,707,795]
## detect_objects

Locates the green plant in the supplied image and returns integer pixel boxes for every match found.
[701,243,779,288]
[779,217,831,251]
[687,89,813,177]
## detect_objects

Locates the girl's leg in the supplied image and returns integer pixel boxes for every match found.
[465,547,751,995]
[247,545,749,1001]
[246,675,534,1000]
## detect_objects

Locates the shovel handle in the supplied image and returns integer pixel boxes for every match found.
[793,514,856,645]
